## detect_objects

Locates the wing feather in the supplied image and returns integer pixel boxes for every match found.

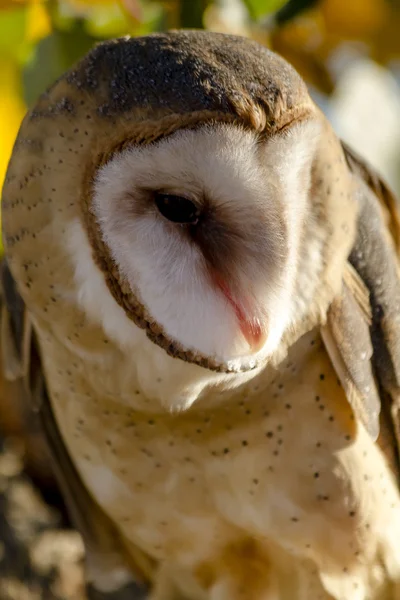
[321,267,380,440]
[322,142,400,476]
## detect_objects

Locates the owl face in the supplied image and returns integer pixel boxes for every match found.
[92,121,320,367]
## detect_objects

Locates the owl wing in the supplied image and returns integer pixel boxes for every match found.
[321,142,400,476]
[0,258,152,599]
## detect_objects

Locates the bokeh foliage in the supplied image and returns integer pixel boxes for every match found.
[0,0,399,193]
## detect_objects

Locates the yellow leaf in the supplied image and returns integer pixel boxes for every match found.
[26,0,51,42]
[0,59,26,191]
[321,0,388,38]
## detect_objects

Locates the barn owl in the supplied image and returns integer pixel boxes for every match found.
[2,30,400,600]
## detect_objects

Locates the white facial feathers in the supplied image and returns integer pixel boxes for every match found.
[92,121,321,363]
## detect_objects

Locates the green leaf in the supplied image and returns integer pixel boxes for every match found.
[273,0,320,25]
[22,21,96,108]
[179,0,207,28]
[0,6,31,62]
[126,2,165,36]
[83,3,132,39]
[242,0,288,20]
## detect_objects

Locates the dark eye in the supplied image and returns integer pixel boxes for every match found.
[154,193,200,224]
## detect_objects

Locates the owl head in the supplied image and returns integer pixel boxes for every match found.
[3,31,355,382]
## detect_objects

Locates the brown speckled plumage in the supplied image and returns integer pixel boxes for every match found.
[2,31,400,600]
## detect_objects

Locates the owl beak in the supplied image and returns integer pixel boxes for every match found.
[239,319,267,353]
[211,271,267,354]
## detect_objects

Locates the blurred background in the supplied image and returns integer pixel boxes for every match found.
[0,0,399,598]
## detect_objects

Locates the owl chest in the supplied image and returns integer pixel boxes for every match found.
[46,333,400,599]
[58,359,398,566]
